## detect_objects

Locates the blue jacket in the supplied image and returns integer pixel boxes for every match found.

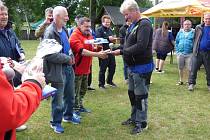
[0,25,24,62]
[175,29,194,55]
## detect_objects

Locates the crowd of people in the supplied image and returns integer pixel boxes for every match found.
[0,0,210,139]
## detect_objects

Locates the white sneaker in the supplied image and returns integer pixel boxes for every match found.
[188,84,194,91]
[208,86,210,92]
[16,125,27,132]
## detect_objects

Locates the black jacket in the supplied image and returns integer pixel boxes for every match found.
[95,25,114,50]
[122,18,153,66]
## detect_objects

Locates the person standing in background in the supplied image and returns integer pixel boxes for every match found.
[96,15,117,89]
[152,21,174,73]
[35,7,53,40]
[188,13,210,91]
[175,20,194,85]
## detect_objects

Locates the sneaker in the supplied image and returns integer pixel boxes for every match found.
[107,82,117,87]
[208,86,210,92]
[74,110,81,116]
[50,124,64,134]
[176,81,184,86]
[16,125,27,132]
[63,116,81,124]
[99,85,106,89]
[188,84,194,91]
[80,107,91,113]
[125,79,128,84]
[121,118,135,125]
[87,86,95,91]
[141,121,148,130]
[156,70,165,73]
[73,112,82,119]
[130,125,142,135]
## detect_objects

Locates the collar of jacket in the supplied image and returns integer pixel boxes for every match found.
[51,22,69,38]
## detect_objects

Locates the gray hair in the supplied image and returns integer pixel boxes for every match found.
[78,17,91,26]
[53,6,66,19]
[120,0,139,14]
[45,7,53,16]
[0,4,8,12]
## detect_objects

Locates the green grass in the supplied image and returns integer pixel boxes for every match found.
[17,40,210,140]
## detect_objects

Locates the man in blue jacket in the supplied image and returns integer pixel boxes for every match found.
[188,13,210,91]
[0,5,25,87]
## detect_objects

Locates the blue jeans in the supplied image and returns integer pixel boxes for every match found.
[50,65,75,125]
[128,71,152,125]
[63,66,75,120]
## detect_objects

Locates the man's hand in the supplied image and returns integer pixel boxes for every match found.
[0,57,14,68]
[110,49,121,56]
[97,51,108,59]
[69,55,75,65]
[21,58,46,89]
[108,36,115,42]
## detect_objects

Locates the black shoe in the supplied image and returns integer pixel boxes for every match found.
[130,125,142,135]
[107,82,117,87]
[141,121,148,130]
[99,85,106,89]
[121,118,134,125]
[87,86,95,91]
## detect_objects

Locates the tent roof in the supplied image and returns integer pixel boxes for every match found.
[142,0,210,17]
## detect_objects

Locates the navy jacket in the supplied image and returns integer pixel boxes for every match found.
[0,24,24,62]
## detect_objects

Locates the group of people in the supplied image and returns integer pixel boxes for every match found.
[152,13,210,92]
[0,0,210,139]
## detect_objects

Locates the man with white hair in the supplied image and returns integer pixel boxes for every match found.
[188,12,210,91]
[43,6,80,134]
[112,0,153,135]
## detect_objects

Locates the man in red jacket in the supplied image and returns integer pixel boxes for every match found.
[70,17,107,114]
[0,58,45,140]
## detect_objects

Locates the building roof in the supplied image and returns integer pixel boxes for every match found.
[96,6,149,26]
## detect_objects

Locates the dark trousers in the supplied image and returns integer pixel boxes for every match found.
[188,51,210,86]
[98,54,116,86]
[88,65,92,87]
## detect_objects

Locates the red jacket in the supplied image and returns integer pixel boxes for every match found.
[0,70,42,140]
[70,28,94,75]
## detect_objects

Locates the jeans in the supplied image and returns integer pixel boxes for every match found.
[98,54,116,86]
[63,66,75,120]
[128,70,152,125]
[50,65,75,125]
[188,51,210,86]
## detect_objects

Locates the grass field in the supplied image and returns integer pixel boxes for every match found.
[17,40,210,140]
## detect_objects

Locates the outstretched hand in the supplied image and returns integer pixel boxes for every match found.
[21,58,46,89]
